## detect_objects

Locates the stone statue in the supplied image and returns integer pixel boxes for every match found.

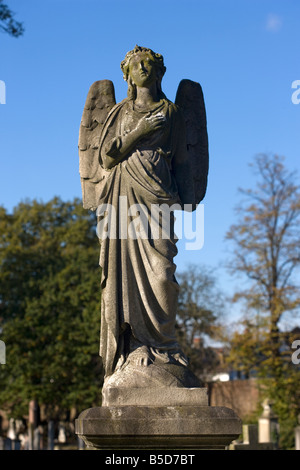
[78,45,208,394]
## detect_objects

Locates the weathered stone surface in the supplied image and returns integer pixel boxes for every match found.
[102,359,202,391]
[75,405,242,450]
[79,46,209,389]
[102,387,208,407]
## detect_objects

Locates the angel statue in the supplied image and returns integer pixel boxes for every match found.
[78,45,208,393]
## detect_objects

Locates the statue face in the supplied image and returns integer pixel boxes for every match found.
[128,52,157,88]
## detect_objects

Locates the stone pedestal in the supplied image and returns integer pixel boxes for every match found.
[295,415,300,450]
[295,425,300,450]
[75,388,242,450]
[258,399,279,446]
[102,386,208,407]
[229,424,275,450]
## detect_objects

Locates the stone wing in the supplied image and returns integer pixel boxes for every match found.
[78,80,116,210]
[175,79,209,205]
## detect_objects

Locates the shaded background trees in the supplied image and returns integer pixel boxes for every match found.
[0,198,102,419]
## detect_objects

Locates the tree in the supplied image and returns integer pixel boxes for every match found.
[0,0,24,37]
[225,316,267,379]
[176,264,225,380]
[226,154,300,448]
[0,198,102,420]
[226,154,300,368]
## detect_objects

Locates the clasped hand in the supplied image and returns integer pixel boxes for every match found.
[136,112,166,138]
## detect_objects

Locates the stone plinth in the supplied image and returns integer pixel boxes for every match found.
[295,425,300,450]
[102,387,208,407]
[75,393,242,450]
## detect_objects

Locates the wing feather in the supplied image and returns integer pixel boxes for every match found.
[78,80,116,209]
[175,79,209,205]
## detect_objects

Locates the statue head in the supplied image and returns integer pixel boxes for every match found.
[121,45,166,99]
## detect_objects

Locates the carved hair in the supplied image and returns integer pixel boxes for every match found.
[121,45,166,100]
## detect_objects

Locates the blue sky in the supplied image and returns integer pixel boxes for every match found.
[1,0,300,324]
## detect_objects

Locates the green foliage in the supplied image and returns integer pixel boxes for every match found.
[0,0,24,37]
[225,317,267,377]
[0,198,102,419]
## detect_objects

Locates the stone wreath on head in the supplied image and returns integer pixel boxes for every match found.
[121,45,166,99]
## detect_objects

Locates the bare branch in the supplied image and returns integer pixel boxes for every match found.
[0,0,24,37]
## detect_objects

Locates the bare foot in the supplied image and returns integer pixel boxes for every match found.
[128,345,153,367]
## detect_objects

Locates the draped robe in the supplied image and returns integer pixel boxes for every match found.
[97,97,195,378]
